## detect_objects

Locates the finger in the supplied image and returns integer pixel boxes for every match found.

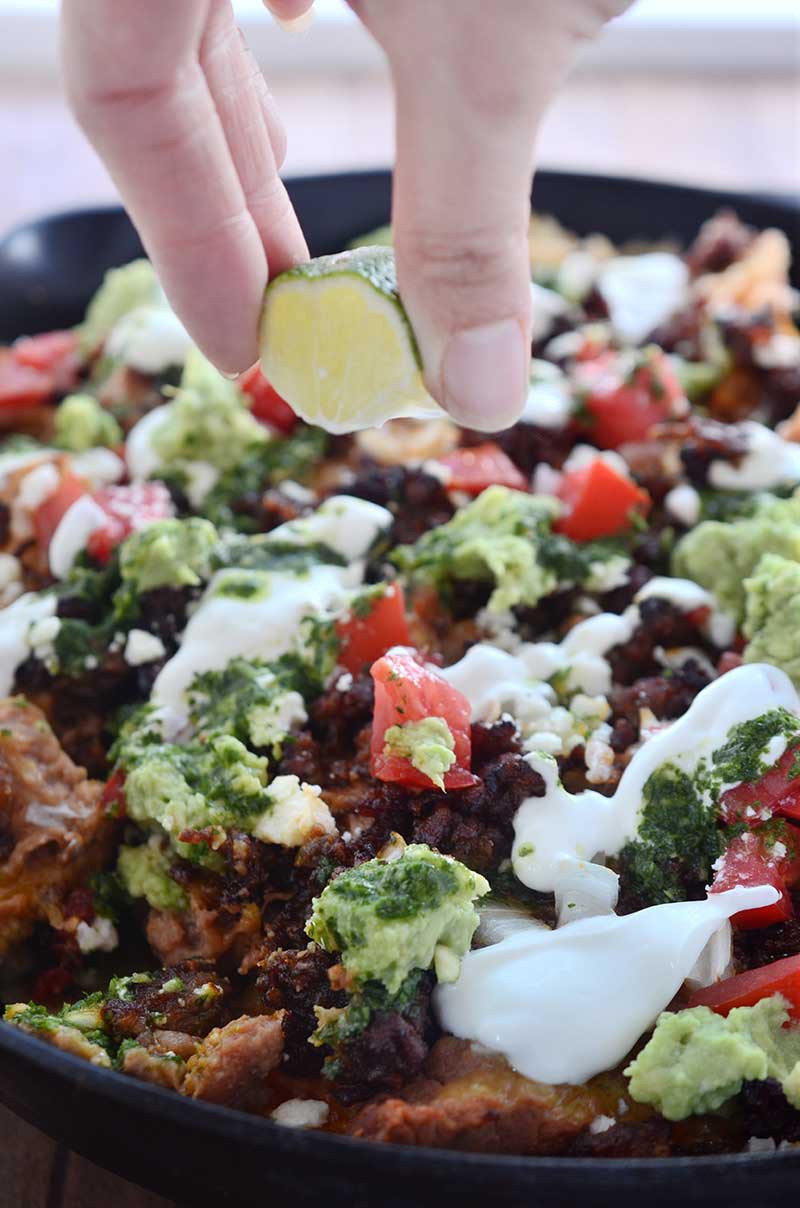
[262,0,315,28]
[61,1,264,372]
[355,0,626,431]
[201,2,307,273]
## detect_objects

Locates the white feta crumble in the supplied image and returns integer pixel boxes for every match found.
[0,553,22,607]
[124,629,167,667]
[17,462,61,513]
[29,614,61,669]
[335,671,354,692]
[279,480,316,505]
[589,1114,616,1135]
[530,463,563,497]
[75,916,119,955]
[271,1098,330,1129]
[475,607,521,654]
[585,556,631,594]
[664,483,701,528]
[253,776,336,848]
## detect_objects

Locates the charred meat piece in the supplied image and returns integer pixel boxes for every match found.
[258,945,346,1075]
[344,462,455,546]
[101,959,231,1041]
[608,598,706,685]
[686,209,756,277]
[0,697,113,955]
[182,1012,284,1111]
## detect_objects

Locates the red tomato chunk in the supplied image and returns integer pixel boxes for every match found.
[370,646,478,792]
[437,443,527,495]
[688,954,800,1021]
[554,457,650,541]
[239,364,297,434]
[720,743,800,826]
[336,583,411,676]
[86,482,175,564]
[576,347,685,449]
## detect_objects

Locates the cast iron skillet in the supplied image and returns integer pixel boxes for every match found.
[0,170,799,1207]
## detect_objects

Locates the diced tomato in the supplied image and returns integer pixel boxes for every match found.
[720,743,800,827]
[718,651,745,676]
[437,443,527,495]
[239,364,297,433]
[86,481,175,564]
[576,347,686,449]
[101,768,126,817]
[554,457,650,541]
[13,330,81,393]
[710,830,795,929]
[0,349,53,409]
[32,469,88,549]
[336,584,411,676]
[688,954,800,1021]
[370,646,478,792]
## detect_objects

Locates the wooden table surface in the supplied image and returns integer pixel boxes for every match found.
[0,1103,174,1208]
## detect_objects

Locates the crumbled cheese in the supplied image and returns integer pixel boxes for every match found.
[585,727,616,785]
[271,1098,330,1129]
[16,462,61,513]
[589,1115,616,1135]
[253,776,337,847]
[124,629,167,667]
[29,615,61,669]
[585,556,631,595]
[563,444,628,477]
[664,483,701,528]
[475,607,521,654]
[280,480,316,505]
[0,553,22,607]
[335,671,354,692]
[745,1136,777,1154]
[530,463,563,496]
[75,917,119,955]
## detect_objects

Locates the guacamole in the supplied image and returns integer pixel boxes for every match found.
[626,996,800,1120]
[54,394,122,451]
[78,258,162,356]
[152,348,267,472]
[119,517,218,594]
[392,484,560,612]
[306,843,489,993]
[383,716,456,791]
[117,837,187,912]
[673,493,800,620]
[743,553,800,686]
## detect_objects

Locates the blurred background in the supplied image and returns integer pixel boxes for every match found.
[0,0,798,236]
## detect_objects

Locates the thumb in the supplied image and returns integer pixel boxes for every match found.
[370,0,622,431]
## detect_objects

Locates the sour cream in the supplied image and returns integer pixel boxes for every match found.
[106,304,193,375]
[149,497,391,731]
[48,496,109,579]
[520,361,574,430]
[597,252,689,346]
[708,420,800,492]
[512,663,798,896]
[0,592,57,695]
[436,885,777,1086]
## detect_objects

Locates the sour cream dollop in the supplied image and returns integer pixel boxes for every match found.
[512,663,799,897]
[436,885,777,1086]
[708,420,800,492]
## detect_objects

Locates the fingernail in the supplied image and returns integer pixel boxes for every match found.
[275,9,314,32]
[442,318,529,432]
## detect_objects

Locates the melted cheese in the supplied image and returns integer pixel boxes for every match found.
[512,663,798,895]
[436,885,777,1086]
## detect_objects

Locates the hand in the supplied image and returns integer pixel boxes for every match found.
[61,0,629,429]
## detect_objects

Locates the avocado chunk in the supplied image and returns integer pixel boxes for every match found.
[54,393,122,451]
[306,843,489,993]
[625,995,800,1120]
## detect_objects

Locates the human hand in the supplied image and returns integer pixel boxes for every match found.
[61,0,629,429]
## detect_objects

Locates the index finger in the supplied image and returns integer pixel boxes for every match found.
[61,0,296,372]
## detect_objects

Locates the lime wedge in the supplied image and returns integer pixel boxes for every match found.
[259,246,443,434]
